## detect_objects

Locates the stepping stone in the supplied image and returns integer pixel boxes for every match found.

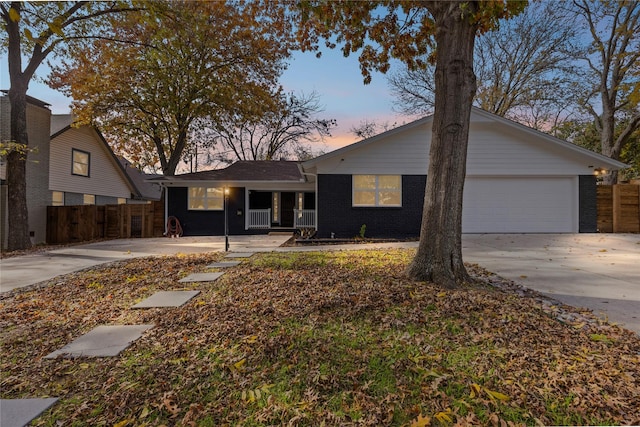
[225,252,254,258]
[1,398,58,427]
[178,272,224,283]
[132,290,200,308]
[44,325,153,358]
[207,261,241,268]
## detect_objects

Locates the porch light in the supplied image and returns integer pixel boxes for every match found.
[224,187,230,251]
[594,168,606,176]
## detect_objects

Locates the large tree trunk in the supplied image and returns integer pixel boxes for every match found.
[406,2,478,288]
[6,86,32,251]
[7,87,31,251]
[5,2,33,251]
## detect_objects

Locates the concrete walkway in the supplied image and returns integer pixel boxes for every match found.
[1,233,638,334]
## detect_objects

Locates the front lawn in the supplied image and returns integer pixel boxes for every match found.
[1,250,638,426]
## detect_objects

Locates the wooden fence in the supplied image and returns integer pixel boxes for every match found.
[597,184,640,233]
[47,201,165,244]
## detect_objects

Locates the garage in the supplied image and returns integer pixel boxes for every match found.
[462,176,578,233]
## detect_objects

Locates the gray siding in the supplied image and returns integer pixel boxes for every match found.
[25,102,52,245]
[49,125,132,199]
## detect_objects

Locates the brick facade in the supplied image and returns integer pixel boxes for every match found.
[316,174,425,238]
[579,175,598,232]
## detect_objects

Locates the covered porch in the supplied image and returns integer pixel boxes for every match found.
[246,190,316,230]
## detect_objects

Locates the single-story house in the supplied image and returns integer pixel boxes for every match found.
[157,108,626,237]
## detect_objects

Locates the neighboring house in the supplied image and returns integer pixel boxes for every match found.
[49,114,141,207]
[1,94,161,249]
[159,108,626,238]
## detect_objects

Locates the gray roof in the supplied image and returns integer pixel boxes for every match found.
[50,114,74,136]
[157,161,304,182]
[119,158,163,201]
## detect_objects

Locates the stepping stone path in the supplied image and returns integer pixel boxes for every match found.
[178,272,224,283]
[132,290,201,308]
[224,252,254,258]
[9,256,247,424]
[1,398,58,427]
[207,261,241,268]
[44,325,154,359]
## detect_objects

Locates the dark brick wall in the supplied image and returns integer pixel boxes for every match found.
[579,175,597,233]
[167,187,251,236]
[317,174,425,238]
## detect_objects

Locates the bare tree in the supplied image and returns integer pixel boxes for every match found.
[349,119,400,140]
[211,91,336,161]
[572,0,640,184]
[388,0,579,131]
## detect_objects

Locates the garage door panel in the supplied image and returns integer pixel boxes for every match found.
[462,177,576,233]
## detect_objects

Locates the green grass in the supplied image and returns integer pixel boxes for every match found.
[1,250,638,426]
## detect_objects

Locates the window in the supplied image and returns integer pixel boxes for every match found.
[188,187,224,210]
[117,198,126,205]
[353,175,402,207]
[83,194,95,205]
[72,149,90,177]
[52,191,64,206]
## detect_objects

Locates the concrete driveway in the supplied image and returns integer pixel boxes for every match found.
[1,233,638,334]
[461,234,640,334]
[0,234,292,293]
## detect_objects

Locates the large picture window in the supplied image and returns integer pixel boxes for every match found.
[188,187,224,210]
[72,149,90,177]
[353,175,401,207]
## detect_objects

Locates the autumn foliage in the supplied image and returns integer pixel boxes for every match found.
[1,250,638,425]
[49,1,293,175]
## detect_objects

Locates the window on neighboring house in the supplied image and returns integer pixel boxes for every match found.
[188,187,224,210]
[72,149,90,177]
[353,175,402,207]
[117,198,126,205]
[83,194,95,205]
[52,191,64,206]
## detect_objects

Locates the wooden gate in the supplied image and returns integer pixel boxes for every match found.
[597,184,640,233]
[47,201,164,244]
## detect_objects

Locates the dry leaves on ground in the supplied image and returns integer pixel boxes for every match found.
[1,249,639,426]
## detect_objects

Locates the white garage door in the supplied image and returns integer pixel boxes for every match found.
[462,177,577,233]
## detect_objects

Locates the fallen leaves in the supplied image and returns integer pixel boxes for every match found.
[1,249,639,426]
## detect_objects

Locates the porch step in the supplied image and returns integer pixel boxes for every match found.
[268,231,295,235]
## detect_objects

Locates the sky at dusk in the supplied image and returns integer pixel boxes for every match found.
[1,45,408,152]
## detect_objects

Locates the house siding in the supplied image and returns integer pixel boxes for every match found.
[579,175,597,232]
[167,186,252,236]
[49,126,132,199]
[314,111,605,178]
[317,174,424,238]
[26,102,52,246]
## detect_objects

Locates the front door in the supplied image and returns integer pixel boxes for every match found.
[280,192,295,227]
